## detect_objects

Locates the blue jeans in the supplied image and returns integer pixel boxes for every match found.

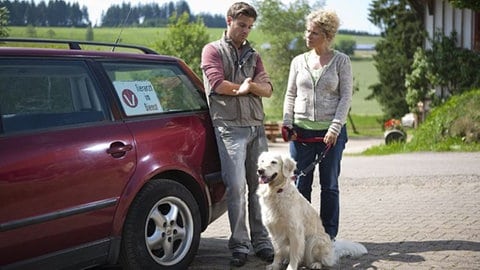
[214,126,273,254]
[289,125,347,239]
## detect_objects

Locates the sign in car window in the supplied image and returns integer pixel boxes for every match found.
[113,81,163,116]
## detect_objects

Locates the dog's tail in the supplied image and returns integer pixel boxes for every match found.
[334,239,368,259]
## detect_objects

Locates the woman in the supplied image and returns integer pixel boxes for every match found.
[282,9,353,241]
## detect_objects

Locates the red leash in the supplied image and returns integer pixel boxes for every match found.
[281,126,332,178]
[282,126,327,143]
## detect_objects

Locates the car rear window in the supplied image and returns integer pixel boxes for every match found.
[0,59,108,134]
[101,62,207,116]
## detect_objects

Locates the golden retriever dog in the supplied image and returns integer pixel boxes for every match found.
[257,152,367,270]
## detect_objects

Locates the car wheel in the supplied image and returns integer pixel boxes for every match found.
[119,179,201,270]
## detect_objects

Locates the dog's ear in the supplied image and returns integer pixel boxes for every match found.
[282,155,296,177]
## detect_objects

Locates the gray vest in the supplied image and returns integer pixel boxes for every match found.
[204,37,265,127]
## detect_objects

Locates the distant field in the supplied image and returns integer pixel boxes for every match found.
[6,26,168,48]
[6,26,381,49]
[5,26,383,117]
[350,58,382,115]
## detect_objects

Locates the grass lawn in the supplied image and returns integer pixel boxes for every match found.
[350,57,382,116]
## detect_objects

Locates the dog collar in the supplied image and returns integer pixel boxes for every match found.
[277,176,296,193]
[277,175,297,193]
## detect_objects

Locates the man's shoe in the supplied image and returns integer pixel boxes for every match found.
[230,252,247,267]
[255,248,274,263]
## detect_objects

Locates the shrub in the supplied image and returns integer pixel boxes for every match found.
[407,89,480,150]
[0,7,8,37]
[406,31,480,111]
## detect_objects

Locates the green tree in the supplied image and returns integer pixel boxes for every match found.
[0,7,8,37]
[448,0,480,10]
[368,0,426,119]
[46,28,56,38]
[154,12,209,77]
[25,24,37,37]
[334,39,356,56]
[46,0,67,26]
[85,24,94,41]
[405,47,432,112]
[254,0,320,120]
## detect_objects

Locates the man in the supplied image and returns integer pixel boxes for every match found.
[201,2,274,267]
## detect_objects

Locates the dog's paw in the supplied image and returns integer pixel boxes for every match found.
[266,263,282,270]
[309,262,323,269]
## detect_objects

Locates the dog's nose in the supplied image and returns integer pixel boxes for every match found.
[257,169,264,175]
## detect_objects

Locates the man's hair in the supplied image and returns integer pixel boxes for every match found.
[227,2,257,20]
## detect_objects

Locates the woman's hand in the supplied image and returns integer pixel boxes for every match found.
[324,130,338,146]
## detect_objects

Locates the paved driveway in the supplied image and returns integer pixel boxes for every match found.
[189,141,480,269]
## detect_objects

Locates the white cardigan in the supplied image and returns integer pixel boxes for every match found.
[282,50,353,135]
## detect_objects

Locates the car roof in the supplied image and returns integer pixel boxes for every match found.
[0,38,180,62]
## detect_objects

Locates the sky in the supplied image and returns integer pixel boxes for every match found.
[40,0,380,34]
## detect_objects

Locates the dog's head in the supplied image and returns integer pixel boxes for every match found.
[257,152,296,188]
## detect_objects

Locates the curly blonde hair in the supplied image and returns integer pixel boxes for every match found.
[306,9,340,41]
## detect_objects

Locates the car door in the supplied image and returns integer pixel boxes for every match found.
[0,59,136,265]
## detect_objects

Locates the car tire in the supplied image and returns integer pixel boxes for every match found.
[119,179,201,270]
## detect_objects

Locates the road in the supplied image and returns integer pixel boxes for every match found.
[189,140,480,269]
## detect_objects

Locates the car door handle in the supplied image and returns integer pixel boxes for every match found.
[107,142,133,158]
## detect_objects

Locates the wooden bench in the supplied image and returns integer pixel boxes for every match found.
[264,122,281,142]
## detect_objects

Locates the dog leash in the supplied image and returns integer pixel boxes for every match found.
[295,137,332,178]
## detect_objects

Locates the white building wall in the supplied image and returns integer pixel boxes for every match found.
[462,10,473,49]
[434,0,443,30]
[425,5,434,49]
[444,3,454,36]
[454,9,464,45]
[424,0,473,50]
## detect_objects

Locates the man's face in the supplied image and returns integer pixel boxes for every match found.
[226,14,255,48]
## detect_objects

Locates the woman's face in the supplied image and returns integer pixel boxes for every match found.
[305,22,327,49]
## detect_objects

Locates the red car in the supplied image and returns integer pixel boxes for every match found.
[0,38,226,270]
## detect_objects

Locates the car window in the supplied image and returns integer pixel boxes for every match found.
[101,62,207,116]
[0,59,108,134]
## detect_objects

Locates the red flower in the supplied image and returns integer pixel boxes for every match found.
[384,118,402,130]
